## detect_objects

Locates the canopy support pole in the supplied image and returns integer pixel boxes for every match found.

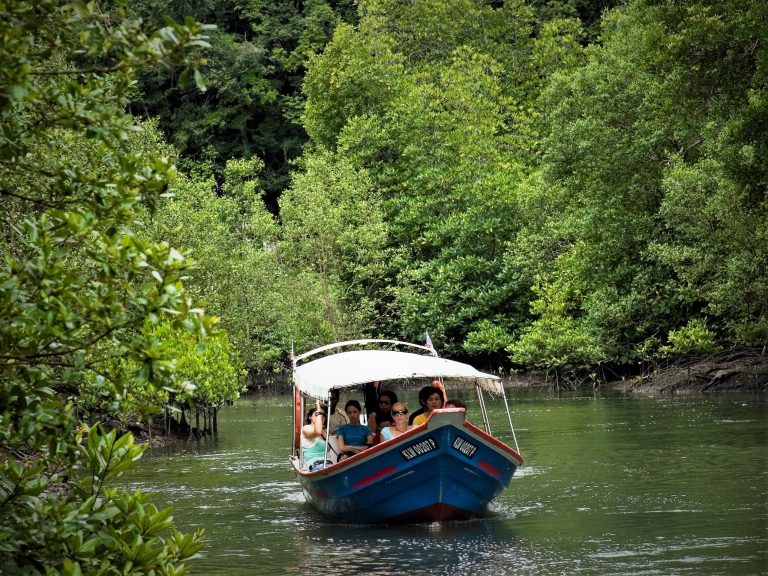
[291,388,297,458]
[501,387,521,454]
[294,392,305,463]
[323,390,332,464]
[475,384,492,435]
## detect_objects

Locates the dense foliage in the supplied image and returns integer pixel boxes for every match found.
[287,0,767,371]
[511,0,767,369]
[128,0,358,207]
[2,0,765,571]
[0,2,237,573]
[123,0,767,376]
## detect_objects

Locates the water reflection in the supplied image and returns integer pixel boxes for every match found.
[122,392,767,575]
[286,519,515,575]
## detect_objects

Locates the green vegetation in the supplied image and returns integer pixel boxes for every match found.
[127,0,358,207]
[2,0,765,572]
[0,2,241,573]
[124,0,767,374]
[289,0,767,370]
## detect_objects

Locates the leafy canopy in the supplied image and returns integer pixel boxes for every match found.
[0,2,218,573]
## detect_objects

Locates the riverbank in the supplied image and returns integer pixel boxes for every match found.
[606,350,768,395]
[505,349,768,395]
[243,349,768,397]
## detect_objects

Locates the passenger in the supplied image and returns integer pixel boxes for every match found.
[409,382,442,424]
[412,388,444,426]
[369,390,398,434]
[336,400,373,459]
[445,399,467,410]
[327,388,348,434]
[380,402,413,440]
[301,401,332,471]
[363,380,380,421]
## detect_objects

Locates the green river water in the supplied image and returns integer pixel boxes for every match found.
[122,391,767,575]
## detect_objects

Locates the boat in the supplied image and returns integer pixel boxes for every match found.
[289,338,524,524]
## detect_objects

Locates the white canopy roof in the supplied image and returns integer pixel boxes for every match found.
[293,349,503,399]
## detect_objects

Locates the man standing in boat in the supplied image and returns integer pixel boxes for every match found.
[328,388,348,434]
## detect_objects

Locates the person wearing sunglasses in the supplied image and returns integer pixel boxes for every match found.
[380,402,413,441]
[301,400,332,471]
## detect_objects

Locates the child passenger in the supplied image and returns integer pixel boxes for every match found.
[336,400,373,459]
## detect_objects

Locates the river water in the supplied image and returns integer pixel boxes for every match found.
[122,391,767,575]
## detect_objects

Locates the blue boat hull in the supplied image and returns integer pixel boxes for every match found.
[293,411,523,524]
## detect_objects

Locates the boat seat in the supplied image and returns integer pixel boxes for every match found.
[327,435,342,462]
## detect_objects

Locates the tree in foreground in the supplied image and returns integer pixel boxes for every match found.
[0,2,216,573]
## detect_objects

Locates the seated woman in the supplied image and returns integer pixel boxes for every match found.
[411,388,444,426]
[335,400,373,459]
[409,382,441,424]
[380,402,413,441]
[301,401,332,471]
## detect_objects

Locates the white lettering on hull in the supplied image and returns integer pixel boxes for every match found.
[400,438,438,461]
[452,436,478,458]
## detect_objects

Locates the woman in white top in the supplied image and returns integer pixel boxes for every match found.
[379,402,413,441]
[301,400,330,470]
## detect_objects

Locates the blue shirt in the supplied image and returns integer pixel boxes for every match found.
[336,424,372,447]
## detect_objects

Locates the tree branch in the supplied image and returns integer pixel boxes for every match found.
[0,189,59,209]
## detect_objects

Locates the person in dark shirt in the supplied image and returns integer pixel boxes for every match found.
[364,380,380,419]
[369,390,398,435]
